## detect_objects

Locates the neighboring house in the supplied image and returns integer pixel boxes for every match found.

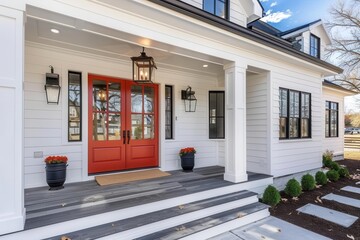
[0,0,354,235]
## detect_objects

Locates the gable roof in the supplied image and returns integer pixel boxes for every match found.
[149,0,342,74]
[323,80,358,95]
[280,19,322,36]
[248,20,281,36]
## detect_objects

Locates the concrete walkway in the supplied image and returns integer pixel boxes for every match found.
[210,216,331,240]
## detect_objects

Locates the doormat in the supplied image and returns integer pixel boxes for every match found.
[95,169,170,186]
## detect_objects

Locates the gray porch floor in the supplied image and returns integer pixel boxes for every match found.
[24,166,270,230]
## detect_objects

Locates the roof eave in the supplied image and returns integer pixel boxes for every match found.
[148,0,343,74]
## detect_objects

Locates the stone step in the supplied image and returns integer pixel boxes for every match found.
[44,190,260,240]
[135,202,269,240]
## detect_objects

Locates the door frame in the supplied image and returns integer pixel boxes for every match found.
[87,73,160,174]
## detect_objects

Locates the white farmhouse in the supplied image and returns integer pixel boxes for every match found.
[0,0,355,237]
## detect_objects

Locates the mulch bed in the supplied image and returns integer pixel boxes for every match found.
[270,159,360,240]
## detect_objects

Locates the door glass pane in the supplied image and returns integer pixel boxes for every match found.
[109,83,120,112]
[93,80,107,111]
[131,114,142,140]
[93,112,107,141]
[108,113,121,140]
[131,85,143,113]
[144,87,154,113]
[144,114,154,139]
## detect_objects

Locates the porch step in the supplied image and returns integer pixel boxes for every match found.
[135,202,269,240]
[44,190,267,240]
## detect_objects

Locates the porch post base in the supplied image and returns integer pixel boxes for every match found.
[0,208,25,235]
[224,173,248,183]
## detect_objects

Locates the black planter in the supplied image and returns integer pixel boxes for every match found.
[46,163,67,190]
[180,153,195,172]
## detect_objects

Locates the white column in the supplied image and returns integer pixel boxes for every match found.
[224,62,248,183]
[0,1,25,235]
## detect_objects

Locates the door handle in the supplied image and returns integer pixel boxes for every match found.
[127,130,131,144]
[123,130,126,144]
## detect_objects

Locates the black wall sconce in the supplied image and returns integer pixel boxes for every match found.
[131,47,157,84]
[45,65,61,104]
[181,86,197,112]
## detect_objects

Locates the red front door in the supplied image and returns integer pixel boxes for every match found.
[88,74,158,174]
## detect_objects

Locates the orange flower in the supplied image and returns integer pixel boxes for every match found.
[179,147,196,156]
[45,155,68,164]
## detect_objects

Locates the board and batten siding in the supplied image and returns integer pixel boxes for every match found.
[322,87,345,157]
[246,73,270,174]
[270,70,323,177]
[24,43,224,188]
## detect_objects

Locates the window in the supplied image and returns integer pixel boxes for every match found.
[209,91,225,139]
[203,0,228,19]
[279,88,311,139]
[68,71,82,141]
[310,34,320,58]
[165,85,173,139]
[325,101,338,137]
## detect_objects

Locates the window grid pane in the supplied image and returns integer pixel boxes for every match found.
[68,71,82,141]
[209,91,225,139]
[165,85,173,139]
[326,101,338,138]
[279,88,311,139]
[203,0,228,19]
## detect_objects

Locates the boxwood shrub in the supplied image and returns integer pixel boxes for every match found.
[301,174,316,191]
[262,185,281,207]
[322,158,333,168]
[326,169,340,182]
[338,167,350,178]
[315,171,328,185]
[330,161,340,171]
[284,179,302,197]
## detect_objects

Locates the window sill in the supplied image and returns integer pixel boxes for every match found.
[279,138,312,143]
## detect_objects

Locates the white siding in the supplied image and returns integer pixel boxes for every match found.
[24,43,223,188]
[270,69,323,177]
[230,0,247,26]
[246,73,269,174]
[181,0,202,8]
[179,0,248,27]
[322,87,346,157]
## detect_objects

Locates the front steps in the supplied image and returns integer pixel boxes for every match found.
[3,171,272,240]
[46,190,269,240]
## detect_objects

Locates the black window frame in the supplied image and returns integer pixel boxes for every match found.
[203,0,229,20]
[165,85,174,140]
[310,34,320,58]
[325,101,339,138]
[209,91,225,139]
[279,88,312,140]
[68,71,82,142]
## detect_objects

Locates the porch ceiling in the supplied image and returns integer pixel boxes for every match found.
[25,6,226,76]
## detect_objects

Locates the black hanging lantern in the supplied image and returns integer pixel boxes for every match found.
[45,65,61,104]
[131,47,157,83]
[181,86,197,112]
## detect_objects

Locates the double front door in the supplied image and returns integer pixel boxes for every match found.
[88,74,158,174]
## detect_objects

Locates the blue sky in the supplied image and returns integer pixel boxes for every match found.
[259,0,337,31]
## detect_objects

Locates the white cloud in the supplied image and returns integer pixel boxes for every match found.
[261,9,292,23]
[270,1,278,7]
[259,0,269,2]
